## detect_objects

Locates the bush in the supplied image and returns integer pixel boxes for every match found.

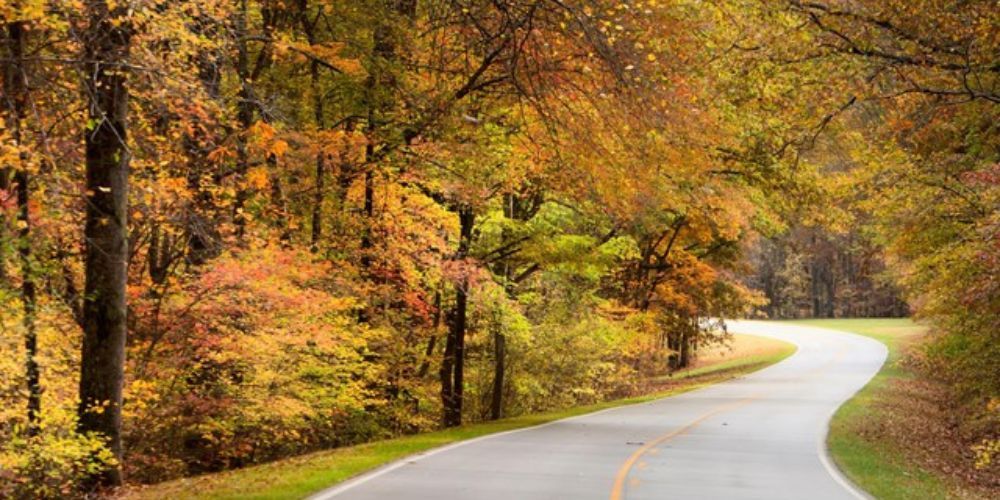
[0,409,116,499]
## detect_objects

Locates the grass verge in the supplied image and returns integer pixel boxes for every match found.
[791,318,992,500]
[121,335,795,500]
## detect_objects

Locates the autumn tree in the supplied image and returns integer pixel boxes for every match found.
[77,0,133,487]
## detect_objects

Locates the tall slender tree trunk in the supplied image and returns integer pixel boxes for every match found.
[0,179,8,284]
[5,20,40,431]
[183,14,223,265]
[489,193,517,421]
[441,276,468,427]
[233,0,254,241]
[359,0,417,269]
[78,0,131,487]
[297,0,325,253]
[416,290,442,378]
[441,207,473,427]
[0,21,16,284]
[17,165,39,430]
[439,313,456,424]
[678,329,691,368]
[0,23,10,284]
[0,168,8,283]
[310,60,325,250]
[490,326,505,420]
[825,266,836,318]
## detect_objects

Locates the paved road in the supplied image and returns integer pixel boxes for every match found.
[310,320,887,500]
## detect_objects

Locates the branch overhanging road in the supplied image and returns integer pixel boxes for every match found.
[310,321,887,500]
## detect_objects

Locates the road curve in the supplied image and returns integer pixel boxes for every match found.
[309,320,887,500]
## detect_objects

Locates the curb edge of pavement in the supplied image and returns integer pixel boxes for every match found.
[816,335,888,500]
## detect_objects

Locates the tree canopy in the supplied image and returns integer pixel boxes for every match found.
[0,0,996,495]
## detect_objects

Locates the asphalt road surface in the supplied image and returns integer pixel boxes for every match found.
[310,320,887,500]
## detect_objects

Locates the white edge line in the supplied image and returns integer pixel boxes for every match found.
[729,321,883,500]
[308,335,802,500]
[816,331,888,500]
[310,324,868,500]
[307,396,662,499]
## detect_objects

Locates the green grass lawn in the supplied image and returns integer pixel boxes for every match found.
[789,318,962,499]
[123,337,795,500]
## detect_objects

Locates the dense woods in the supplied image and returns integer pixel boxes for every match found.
[0,0,996,496]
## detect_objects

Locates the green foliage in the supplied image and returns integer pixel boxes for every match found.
[0,408,116,499]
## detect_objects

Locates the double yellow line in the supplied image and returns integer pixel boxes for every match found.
[609,395,760,500]
[610,337,851,499]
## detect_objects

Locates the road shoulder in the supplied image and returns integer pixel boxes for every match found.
[120,334,794,500]
[793,319,997,500]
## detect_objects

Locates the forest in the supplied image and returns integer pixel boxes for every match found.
[0,0,996,497]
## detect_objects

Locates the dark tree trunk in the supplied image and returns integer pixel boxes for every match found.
[667,332,679,370]
[0,22,16,284]
[311,147,325,250]
[17,165,40,432]
[441,207,474,427]
[825,267,836,318]
[359,12,389,270]
[488,193,520,421]
[678,330,691,368]
[444,278,468,427]
[417,335,437,378]
[439,314,457,425]
[359,0,416,268]
[78,0,131,487]
[416,290,442,378]
[490,329,505,420]
[233,0,254,241]
[0,167,8,283]
[183,15,222,265]
[333,120,356,211]
[298,5,326,251]
[5,20,40,431]
[360,168,374,264]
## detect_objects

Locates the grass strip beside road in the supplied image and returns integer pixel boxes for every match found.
[122,335,795,500]
[791,318,988,500]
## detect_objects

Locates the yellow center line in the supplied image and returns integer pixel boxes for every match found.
[609,336,853,500]
[608,395,760,500]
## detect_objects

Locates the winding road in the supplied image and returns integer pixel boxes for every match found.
[310,320,887,500]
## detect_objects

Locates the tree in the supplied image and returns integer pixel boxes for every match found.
[77,0,133,487]
[2,7,40,432]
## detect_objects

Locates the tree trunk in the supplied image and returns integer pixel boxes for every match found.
[825,265,836,318]
[0,22,15,284]
[678,329,691,369]
[359,0,416,268]
[490,328,505,420]
[417,290,442,378]
[78,1,131,487]
[4,20,40,431]
[17,164,40,432]
[488,193,519,421]
[441,280,468,427]
[311,146,325,250]
[299,5,326,251]
[183,15,222,265]
[441,207,474,427]
[439,314,457,425]
[233,0,254,241]
[360,168,374,264]
[0,168,8,283]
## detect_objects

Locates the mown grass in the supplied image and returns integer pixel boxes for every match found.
[789,318,963,499]
[122,335,795,500]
